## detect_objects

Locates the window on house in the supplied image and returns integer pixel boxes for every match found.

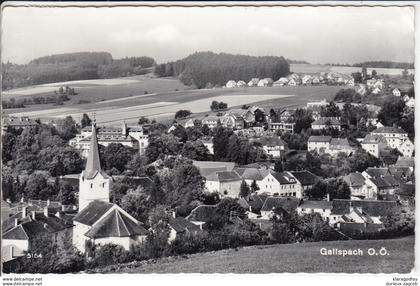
[90,183,93,188]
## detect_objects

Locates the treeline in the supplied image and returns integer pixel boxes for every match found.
[2,52,155,90]
[154,51,290,88]
[352,61,414,69]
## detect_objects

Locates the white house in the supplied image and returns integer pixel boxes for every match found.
[307,136,332,153]
[258,136,287,158]
[205,170,242,198]
[273,77,289,86]
[226,80,237,88]
[371,87,381,95]
[258,171,302,198]
[257,78,274,87]
[371,126,408,149]
[200,138,214,155]
[297,200,333,221]
[392,88,401,97]
[398,139,415,157]
[247,78,259,87]
[311,117,341,131]
[236,80,247,87]
[405,98,415,109]
[202,116,220,129]
[361,134,387,158]
[343,172,378,199]
[184,119,195,128]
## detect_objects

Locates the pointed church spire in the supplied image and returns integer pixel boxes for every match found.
[85,122,102,179]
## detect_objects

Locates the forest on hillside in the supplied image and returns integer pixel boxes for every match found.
[2,52,155,90]
[154,51,290,88]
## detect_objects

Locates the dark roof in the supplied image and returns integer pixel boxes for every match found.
[365,168,391,178]
[331,199,397,216]
[373,126,408,134]
[291,171,319,186]
[234,167,264,181]
[3,225,28,240]
[193,161,235,171]
[395,157,415,168]
[199,166,227,177]
[299,200,333,210]
[169,216,201,233]
[308,135,332,142]
[361,134,386,144]
[344,172,366,188]
[270,171,297,185]
[85,209,148,239]
[84,124,109,180]
[238,194,264,212]
[370,176,399,189]
[186,205,216,222]
[73,201,114,226]
[261,197,300,213]
[257,136,287,147]
[330,138,351,147]
[206,171,241,182]
[396,184,415,197]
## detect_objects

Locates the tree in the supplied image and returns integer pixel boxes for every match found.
[326,178,350,200]
[24,171,55,200]
[138,116,150,125]
[210,101,219,111]
[321,101,341,118]
[305,180,327,200]
[55,116,77,140]
[180,141,211,161]
[352,72,362,83]
[274,160,284,172]
[101,143,134,173]
[58,181,76,205]
[125,153,146,176]
[349,149,380,172]
[174,110,192,119]
[145,134,181,163]
[250,180,260,193]
[371,70,377,78]
[212,126,233,160]
[110,176,137,204]
[239,180,250,198]
[81,113,92,128]
[377,97,406,127]
[121,188,151,222]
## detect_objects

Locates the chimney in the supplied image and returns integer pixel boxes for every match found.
[21,207,27,219]
[44,207,49,217]
[31,211,36,220]
[14,218,18,227]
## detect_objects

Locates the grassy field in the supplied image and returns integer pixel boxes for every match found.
[92,236,414,274]
[5,84,343,126]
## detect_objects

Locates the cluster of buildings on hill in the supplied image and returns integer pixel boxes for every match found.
[224,71,356,88]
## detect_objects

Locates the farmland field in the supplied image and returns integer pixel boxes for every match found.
[5,83,343,126]
[92,236,414,273]
[291,63,414,76]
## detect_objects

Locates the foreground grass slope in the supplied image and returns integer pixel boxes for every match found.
[93,236,414,273]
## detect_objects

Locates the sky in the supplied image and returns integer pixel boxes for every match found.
[1,4,415,65]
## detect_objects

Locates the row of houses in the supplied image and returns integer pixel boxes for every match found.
[360,126,413,158]
[308,136,355,156]
[200,106,267,130]
[193,160,319,199]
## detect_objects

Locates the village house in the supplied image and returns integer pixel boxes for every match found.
[290,171,320,192]
[362,168,400,196]
[307,136,354,156]
[238,194,265,214]
[260,197,300,218]
[355,84,367,96]
[225,80,237,88]
[287,78,299,86]
[70,122,148,157]
[186,205,217,229]
[201,116,220,129]
[273,77,289,86]
[302,75,313,85]
[2,207,73,263]
[221,114,245,129]
[392,88,401,97]
[199,137,214,154]
[395,183,415,206]
[268,120,295,134]
[343,172,377,199]
[329,199,396,233]
[234,167,265,187]
[398,139,415,157]
[184,118,195,128]
[395,156,415,170]
[278,109,296,122]
[258,170,302,198]
[307,136,332,153]
[236,80,247,87]
[247,78,260,87]
[204,170,242,198]
[296,200,333,221]
[72,123,149,253]
[405,98,415,109]
[361,134,388,158]
[253,136,287,158]
[225,108,255,126]
[168,213,201,242]
[307,99,328,109]
[371,126,408,149]
[311,117,341,131]
[2,116,39,132]
[257,78,274,87]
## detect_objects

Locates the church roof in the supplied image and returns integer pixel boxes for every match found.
[84,124,109,179]
[84,208,148,238]
[73,201,114,226]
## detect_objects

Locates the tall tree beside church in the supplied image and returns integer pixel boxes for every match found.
[81,113,92,128]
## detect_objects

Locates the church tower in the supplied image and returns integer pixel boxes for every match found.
[78,123,112,211]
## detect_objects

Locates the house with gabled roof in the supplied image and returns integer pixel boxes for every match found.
[291,171,320,192]
[254,136,287,158]
[226,80,237,88]
[234,167,265,187]
[398,139,414,158]
[311,117,341,130]
[273,77,289,86]
[238,194,265,214]
[204,170,242,198]
[258,170,302,198]
[361,134,387,158]
[343,172,377,199]
[260,197,300,218]
[248,78,260,87]
[186,205,217,229]
[168,213,202,242]
[371,126,408,149]
[297,200,333,221]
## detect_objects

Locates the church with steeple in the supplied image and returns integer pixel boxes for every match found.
[72,123,148,253]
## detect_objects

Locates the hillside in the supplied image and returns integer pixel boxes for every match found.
[154,51,290,88]
[2,52,155,90]
[91,236,414,273]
